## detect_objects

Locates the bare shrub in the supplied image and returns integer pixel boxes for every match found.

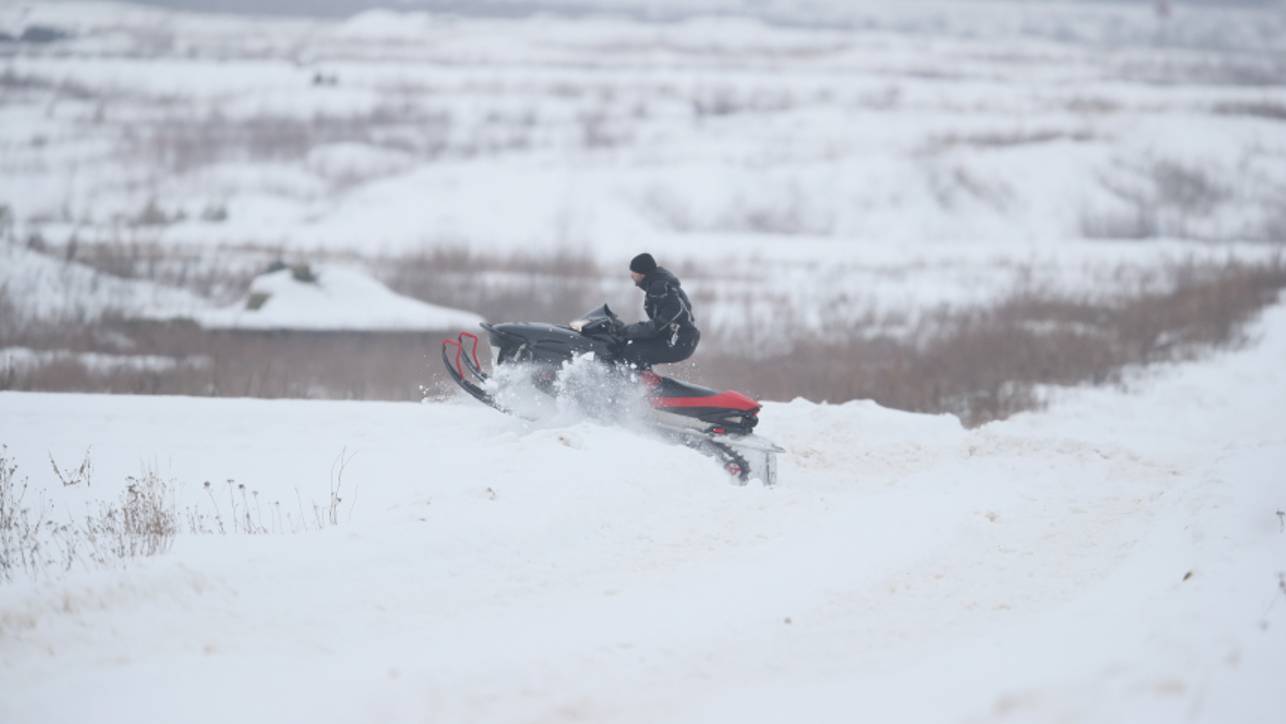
[578,109,631,149]
[1261,206,1286,246]
[0,447,48,583]
[1213,101,1286,123]
[82,469,178,562]
[0,448,176,583]
[132,197,183,227]
[925,163,1014,213]
[327,449,357,527]
[52,239,266,303]
[0,280,29,345]
[1080,203,1157,240]
[49,448,93,487]
[189,477,297,536]
[692,86,796,117]
[375,246,613,324]
[187,470,355,537]
[1,443,360,584]
[0,68,98,101]
[1151,160,1230,215]
[122,107,456,174]
[1083,157,1232,240]
[922,128,1096,154]
[1065,96,1123,115]
[1118,57,1286,87]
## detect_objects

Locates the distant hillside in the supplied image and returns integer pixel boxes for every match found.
[124,0,1286,21]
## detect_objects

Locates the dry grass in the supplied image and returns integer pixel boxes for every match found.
[0,68,97,101]
[83,470,178,562]
[3,323,445,401]
[1213,101,1286,123]
[0,447,176,583]
[375,246,616,324]
[0,443,363,584]
[688,258,1286,425]
[4,244,1285,428]
[62,239,268,302]
[0,448,43,582]
[922,128,1097,154]
[122,108,454,174]
[1118,56,1286,87]
[691,86,799,118]
[1082,157,1234,241]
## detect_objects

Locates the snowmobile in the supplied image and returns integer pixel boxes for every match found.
[441,305,783,484]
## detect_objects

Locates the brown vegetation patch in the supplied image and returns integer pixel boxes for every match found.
[1213,101,1286,123]
[922,128,1097,154]
[3,248,1284,428]
[689,259,1286,425]
[1081,157,1236,241]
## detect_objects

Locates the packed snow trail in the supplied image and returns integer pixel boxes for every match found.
[2,303,1285,723]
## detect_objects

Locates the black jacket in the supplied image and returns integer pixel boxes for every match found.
[624,267,697,342]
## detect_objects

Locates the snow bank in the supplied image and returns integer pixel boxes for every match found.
[1,294,1284,723]
[194,265,484,332]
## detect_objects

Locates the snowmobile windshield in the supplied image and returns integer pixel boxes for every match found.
[569,304,621,335]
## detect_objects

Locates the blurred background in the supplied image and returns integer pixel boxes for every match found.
[2,0,1284,424]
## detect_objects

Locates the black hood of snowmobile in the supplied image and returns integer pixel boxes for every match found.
[482,320,617,365]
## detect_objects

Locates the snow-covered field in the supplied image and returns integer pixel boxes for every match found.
[2,5,1284,718]
[2,0,1285,334]
[5,2,1284,258]
[1,293,1284,723]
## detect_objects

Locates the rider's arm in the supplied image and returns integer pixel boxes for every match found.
[625,280,685,340]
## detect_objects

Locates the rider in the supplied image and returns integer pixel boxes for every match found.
[621,253,699,369]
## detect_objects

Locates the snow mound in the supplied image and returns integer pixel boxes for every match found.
[196,265,484,332]
[332,10,437,40]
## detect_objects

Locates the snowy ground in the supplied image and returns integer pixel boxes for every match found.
[2,5,1283,717]
[2,291,1283,722]
[2,1,1284,347]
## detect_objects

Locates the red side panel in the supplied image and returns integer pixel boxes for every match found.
[651,390,760,412]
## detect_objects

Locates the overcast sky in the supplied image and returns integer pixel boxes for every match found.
[108,0,1281,20]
